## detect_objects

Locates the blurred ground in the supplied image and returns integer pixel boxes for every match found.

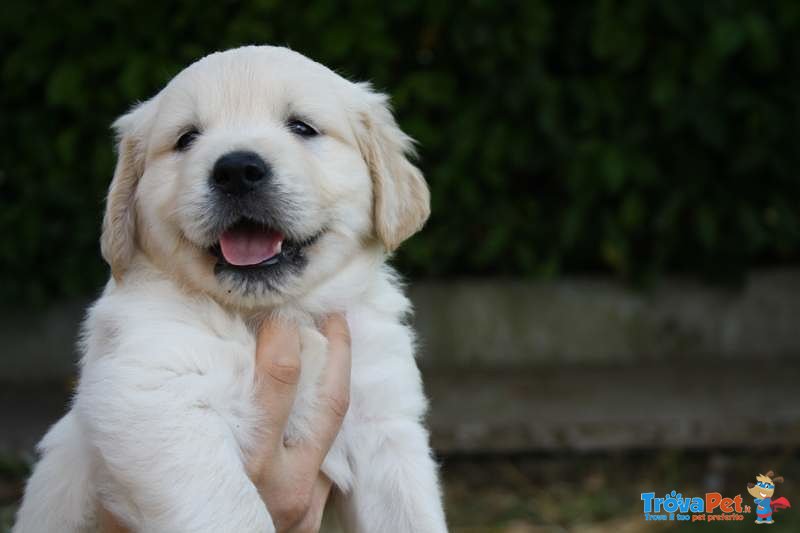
[442,452,800,532]
[3,450,800,532]
[3,378,800,531]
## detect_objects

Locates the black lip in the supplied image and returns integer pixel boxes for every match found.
[208,218,323,273]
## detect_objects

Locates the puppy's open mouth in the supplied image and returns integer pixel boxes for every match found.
[208,218,321,270]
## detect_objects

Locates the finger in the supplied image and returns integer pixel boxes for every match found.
[98,505,131,533]
[289,314,350,470]
[288,475,334,533]
[254,318,301,451]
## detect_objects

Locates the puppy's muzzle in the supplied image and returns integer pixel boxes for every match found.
[211,150,272,196]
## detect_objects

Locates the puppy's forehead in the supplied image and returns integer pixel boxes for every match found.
[163,46,353,125]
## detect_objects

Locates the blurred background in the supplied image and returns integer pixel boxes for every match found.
[2,1,800,531]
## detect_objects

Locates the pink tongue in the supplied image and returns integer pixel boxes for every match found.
[219,226,284,266]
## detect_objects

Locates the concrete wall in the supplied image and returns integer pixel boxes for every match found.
[0,298,88,380]
[2,269,799,380]
[411,269,800,368]
[2,269,799,452]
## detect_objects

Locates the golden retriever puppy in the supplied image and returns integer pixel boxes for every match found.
[14,46,446,533]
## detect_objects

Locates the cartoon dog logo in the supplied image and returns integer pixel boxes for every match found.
[747,471,791,524]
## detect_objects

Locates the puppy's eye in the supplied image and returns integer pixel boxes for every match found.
[175,128,200,151]
[287,119,319,138]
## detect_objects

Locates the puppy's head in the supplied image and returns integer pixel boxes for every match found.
[101,46,429,307]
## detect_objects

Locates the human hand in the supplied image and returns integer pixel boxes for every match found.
[248,314,351,532]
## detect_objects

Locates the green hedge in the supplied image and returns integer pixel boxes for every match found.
[2,1,800,303]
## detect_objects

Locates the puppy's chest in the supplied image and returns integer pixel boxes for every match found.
[206,323,355,489]
[200,322,333,437]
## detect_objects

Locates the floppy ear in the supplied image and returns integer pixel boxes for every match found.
[100,101,153,280]
[355,87,430,252]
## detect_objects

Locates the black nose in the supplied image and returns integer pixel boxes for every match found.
[211,151,271,195]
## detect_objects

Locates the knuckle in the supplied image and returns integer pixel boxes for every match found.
[265,356,301,385]
[325,315,351,348]
[322,391,350,419]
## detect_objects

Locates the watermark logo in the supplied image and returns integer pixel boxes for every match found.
[746,471,791,525]
[640,470,791,525]
[640,490,747,523]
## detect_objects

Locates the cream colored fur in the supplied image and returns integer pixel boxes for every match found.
[14,46,447,533]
